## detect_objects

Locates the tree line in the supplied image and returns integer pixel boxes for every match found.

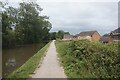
[1,1,69,48]
[49,30,70,40]
[1,1,52,48]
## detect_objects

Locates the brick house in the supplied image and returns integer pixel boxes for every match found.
[73,34,79,40]
[99,36,112,43]
[109,27,120,42]
[62,34,73,40]
[77,31,101,41]
[100,27,120,43]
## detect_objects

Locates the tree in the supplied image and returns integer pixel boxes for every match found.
[103,33,109,37]
[64,32,70,35]
[56,30,64,39]
[2,1,52,48]
[56,30,70,39]
[50,32,57,40]
[15,2,52,44]
[2,2,16,47]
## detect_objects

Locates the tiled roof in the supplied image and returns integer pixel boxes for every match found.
[78,31,97,36]
[111,27,120,33]
[100,36,111,42]
[63,34,73,38]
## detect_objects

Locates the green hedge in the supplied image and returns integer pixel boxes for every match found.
[55,40,120,78]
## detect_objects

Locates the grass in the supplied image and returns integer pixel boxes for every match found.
[55,40,71,77]
[7,41,51,79]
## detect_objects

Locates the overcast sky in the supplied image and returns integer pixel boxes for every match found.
[1,0,120,35]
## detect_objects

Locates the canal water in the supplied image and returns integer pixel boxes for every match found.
[2,43,46,77]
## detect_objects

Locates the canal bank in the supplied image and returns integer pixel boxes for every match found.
[6,41,51,78]
[3,42,47,77]
[32,40,66,78]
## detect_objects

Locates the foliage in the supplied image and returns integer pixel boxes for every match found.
[1,1,52,48]
[56,30,65,39]
[7,42,51,79]
[102,33,109,37]
[50,30,70,40]
[55,40,120,78]
[49,32,57,40]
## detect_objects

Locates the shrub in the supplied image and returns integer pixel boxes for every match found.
[55,40,120,78]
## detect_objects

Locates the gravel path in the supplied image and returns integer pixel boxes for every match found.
[32,40,67,78]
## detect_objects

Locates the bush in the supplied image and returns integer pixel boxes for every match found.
[55,40,120,78]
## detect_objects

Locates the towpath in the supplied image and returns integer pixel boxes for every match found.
[32,40,66,78]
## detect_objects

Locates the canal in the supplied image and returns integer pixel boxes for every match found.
[2,43,47,77]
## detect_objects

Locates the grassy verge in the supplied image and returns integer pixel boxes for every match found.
[7,41,51,79]
[55,40,72,78]
[55,40,119,78]
[55,40,82,78]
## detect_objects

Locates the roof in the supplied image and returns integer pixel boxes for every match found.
[73,34,79,38]
[63,34,73,38]
[78,31,97,37]
[111,27,120,33]
[100,36,111,42]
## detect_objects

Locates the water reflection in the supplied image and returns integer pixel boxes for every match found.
[2,43,46,77]
[6,58,16,67]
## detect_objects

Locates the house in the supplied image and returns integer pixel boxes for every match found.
[77,31,101,41]
[62,34,73,40]
[109,27,120,42]
[62,30,101,41]
[100,27,120,43]
[99,36,112,43]
[73,34,79,40]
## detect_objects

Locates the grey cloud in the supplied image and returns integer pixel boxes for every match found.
[40,2,118,35]
[8,1,118,35]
